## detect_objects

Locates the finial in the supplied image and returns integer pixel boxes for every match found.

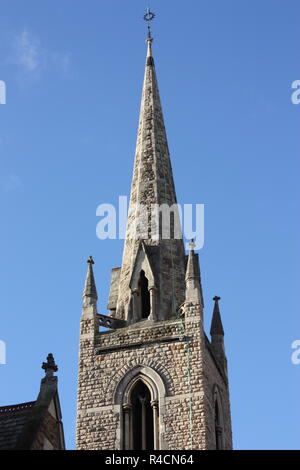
[42,353,58,378]
[189,239,196,251]
[87,255,94,265]
[144,7,155,41]
[213,296,221,302]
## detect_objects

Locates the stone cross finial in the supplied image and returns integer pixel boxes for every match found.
[213,296,221,302]
[42,353,58,378]
[87,256,94,265]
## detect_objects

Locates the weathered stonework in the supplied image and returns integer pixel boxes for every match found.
[30,411,62,450]
[76,301,232,449]
[115,39,186,322]
[76,35,233,450]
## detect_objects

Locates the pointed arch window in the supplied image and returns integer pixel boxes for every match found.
[128,243,157,323]
[122,378,159,450]
[131,381,154,449]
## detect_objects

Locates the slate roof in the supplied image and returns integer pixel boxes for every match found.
[0,401,36,450]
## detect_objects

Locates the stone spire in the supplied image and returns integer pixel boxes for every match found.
[115,29,186,322]
[82,256,98,307]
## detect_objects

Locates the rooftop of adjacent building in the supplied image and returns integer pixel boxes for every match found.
[0,354,65,450]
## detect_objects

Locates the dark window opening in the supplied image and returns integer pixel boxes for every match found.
[131,381,154,450]
[140,270,150,319]
[215,400,223,450]
[159,212,162,239]
[170,211,174,239]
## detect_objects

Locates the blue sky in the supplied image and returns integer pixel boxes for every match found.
[0,0,299,450]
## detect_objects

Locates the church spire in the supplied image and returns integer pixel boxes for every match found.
[115,12,186,322]
[82,256,98,307]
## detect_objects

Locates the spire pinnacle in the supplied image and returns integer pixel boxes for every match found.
[42,353,58,378]
[83,255,98,306]
[185,240,197,281]
[210,296,224,336]
[185,242,204,309]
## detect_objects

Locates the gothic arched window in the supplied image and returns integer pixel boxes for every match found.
[131,381,154,449]
[122,378,159,450]
[128,243,157,323]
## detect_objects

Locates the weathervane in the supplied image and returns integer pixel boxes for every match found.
[144,7,155,40]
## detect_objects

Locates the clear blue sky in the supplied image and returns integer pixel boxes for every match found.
[0,0,299,450]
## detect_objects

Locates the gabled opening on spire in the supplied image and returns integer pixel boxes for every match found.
[128,242,157,323]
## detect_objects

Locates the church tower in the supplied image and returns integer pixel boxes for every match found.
[76,13,233,450]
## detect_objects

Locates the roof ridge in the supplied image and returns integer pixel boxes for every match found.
[0,401,36,414]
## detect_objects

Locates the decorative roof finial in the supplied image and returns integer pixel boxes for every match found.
[144,7,155,41]
[42,353,58,378]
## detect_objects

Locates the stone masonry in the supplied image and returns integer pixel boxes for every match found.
[76,296,232,449]
[76,32,233,450]
[115,38,186,322]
